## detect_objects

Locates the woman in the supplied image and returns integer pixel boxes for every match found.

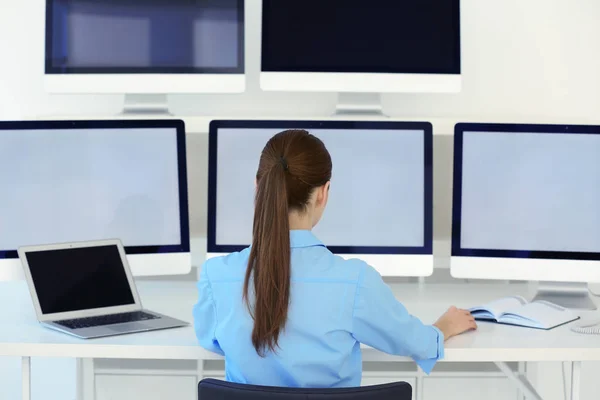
[193,129,476,387]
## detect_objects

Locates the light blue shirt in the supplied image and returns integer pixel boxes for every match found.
[193,230,443,387]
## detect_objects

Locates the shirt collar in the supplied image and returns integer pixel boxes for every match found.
[290,230,325,249]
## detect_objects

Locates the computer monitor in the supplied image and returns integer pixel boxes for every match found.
[451,123,600,309]
[208,120,433,277]
[45,0,245,113]
[260,0,461,97]
[0,120,190,281]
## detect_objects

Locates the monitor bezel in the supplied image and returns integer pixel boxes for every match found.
[452,122,600,262]
[44,0,245,75]
[207,119,433,255]
[260,0,460,76]
[0,119,191,260]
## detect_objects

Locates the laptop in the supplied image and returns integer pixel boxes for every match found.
[18,239,189,339]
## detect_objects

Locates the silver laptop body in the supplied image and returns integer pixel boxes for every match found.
[19,239,188,339]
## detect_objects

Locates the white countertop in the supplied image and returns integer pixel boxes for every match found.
[1,281,599,363]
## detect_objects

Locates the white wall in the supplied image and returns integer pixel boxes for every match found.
[1,0,600,399]
[2,0,600,121]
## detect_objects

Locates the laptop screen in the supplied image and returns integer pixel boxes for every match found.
[26,245,135,315]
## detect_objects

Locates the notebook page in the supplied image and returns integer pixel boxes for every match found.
[471,296,527,319]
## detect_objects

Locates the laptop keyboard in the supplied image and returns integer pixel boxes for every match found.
[55,311,159,330]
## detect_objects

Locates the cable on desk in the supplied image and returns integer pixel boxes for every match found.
[571,318,600,335]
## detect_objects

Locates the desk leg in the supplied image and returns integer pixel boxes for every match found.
[22,357,31,400]
[517,362,525,400]
[495,362,543,400]
[76,358,95,400]
[415,373,424,400]
[197,359,205,382]
[570,361,581,400]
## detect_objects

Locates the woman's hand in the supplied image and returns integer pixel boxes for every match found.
[433,306,477,340]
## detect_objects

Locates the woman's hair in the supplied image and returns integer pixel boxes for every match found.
[243,129,332,356]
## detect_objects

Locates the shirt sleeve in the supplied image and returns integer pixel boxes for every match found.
[193,262,224,356]
[351,263,444,374]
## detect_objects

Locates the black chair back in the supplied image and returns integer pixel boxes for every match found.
[198,378,412,400]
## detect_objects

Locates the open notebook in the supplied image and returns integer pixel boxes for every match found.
[469,296,579,330]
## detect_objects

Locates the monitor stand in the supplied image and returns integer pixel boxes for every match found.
[333,93,388,117]
[121,94,173,116]
[532,282,596,310]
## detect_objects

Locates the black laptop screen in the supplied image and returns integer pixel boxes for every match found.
[26,245,135,314]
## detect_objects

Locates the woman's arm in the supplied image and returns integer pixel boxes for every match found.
[351,263,443,373]
[193,262,224,356]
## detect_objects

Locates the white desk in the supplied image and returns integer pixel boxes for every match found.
[1,281,599,400]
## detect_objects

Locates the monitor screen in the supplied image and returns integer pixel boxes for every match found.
[45,0,244,74]
[208,121,433,255]
[453,124,600,261]
[261,0,460,75]
[26,245,135,315]
[0,120,190,260]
